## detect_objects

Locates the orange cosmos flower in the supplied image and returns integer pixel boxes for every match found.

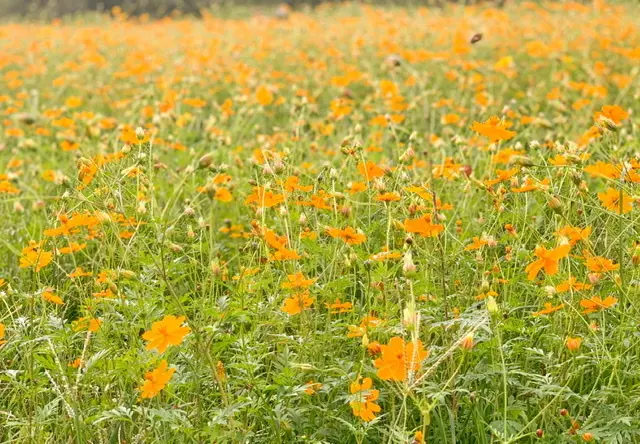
[357,161,385,181]
[300,229,317,240]
[326,227,367,245]
[93,288,115,298]
[511,177,550,193]
[555,277,592,293]
[73,317,102,332]
[347,315,382,337]
[256,85,274,106]
[261,226,288,250]
[142,315,191,353]
[471,116,516,142]
[524,244,571,280]
[346,325,366,338]
[65,96,83,108]
[584,255,619,273]
[281,292,314,315]
[68,267,93,278]
[214,187,233,202]
[42,289,64,305]
[326,299,353,313]
[484,168,519,187]
[578,126,602,147]
[270,248,301,261]
[492,148,524,164]
[19,244,53,272]
[139,360,175,399]
[347,182,367,194]
[244,187,284,208]
[58,242,87,254]
[0,323,6,345]
[580,296,618,314]
[404,185,433,200]
[532,302,565,317]
[403,214,444,237]
[0,180,20,194]
[183,98,207,108]
[60,140,80,152]
[464,237,489,251]
[566,336,582,352]
[376,192,401,202]
[220,98,234,116]
[374,337,428,382]
[594,105,629,125]
[370,250,402,262]
[119,231,134,239]
[349,377,381,422]
[555,226,592,245]
[304,381,322,395]
[597,187,633,214]
[120,126,150,144]
[282,176,313,193]
[583,161,620,179]
[442,113,461,125]
[280,272,315,289]
[432,158,463,180]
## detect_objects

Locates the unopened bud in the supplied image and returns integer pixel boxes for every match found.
[486,296,499,315]
[210,260,222,276]
[460,333,474,350]
[119,270,136,280]
[198,153,214,169]
[403,250,417,274]
[548,196,563,213]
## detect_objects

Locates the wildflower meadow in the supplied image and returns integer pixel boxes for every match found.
[0,1,639,442]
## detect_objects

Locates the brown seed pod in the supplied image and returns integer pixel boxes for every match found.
[470,33,483,44]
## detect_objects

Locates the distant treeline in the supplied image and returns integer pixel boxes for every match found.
[0,0,598,18]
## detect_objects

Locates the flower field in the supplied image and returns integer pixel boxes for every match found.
[1,1,639,442]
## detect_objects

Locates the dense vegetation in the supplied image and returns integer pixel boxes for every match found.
[0,1,639,442]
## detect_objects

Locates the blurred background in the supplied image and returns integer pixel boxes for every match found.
[0,0,516,18]
[1,0,204,17]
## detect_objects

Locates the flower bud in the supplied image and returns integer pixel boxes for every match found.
[403,250,416,274]
[119,270,136,280]
[486,296,499,315]
[198,153,214,169]
[566,336,582,352]
[548,195,563,213]
[210,260,222,276]
[460,333,474,350]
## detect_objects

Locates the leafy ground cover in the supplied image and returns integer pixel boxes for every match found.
[0,1,639,442]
